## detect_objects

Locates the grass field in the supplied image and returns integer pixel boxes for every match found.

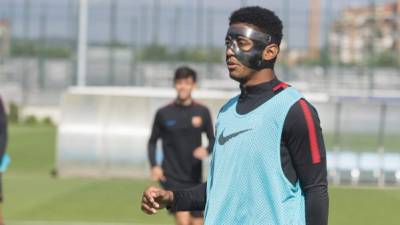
[4,125,400,224]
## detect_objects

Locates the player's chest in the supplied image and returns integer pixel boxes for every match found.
[214,109,281,154]
[161,110,204,132]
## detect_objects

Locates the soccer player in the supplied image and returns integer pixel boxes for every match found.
[147,66,215,225]
[0,96,7,225]
[141,6,328,225]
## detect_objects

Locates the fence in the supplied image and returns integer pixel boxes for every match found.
[56,87,400,186]
[1,0,400,103]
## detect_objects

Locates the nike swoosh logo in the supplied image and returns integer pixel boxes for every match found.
[218,128,252,145]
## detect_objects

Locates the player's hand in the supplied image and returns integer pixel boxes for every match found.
[141,186,174,215]
[151,166,166,182]
[193,147,209,160]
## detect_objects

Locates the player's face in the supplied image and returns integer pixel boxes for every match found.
[175,77,195,101]
[225,25,257,82]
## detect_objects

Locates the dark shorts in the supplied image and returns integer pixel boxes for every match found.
[160,178,203,218]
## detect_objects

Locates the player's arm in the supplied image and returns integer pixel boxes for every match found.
[204,108,215,154]
[147,111,165,181]
[194,107,215,159]
[0,98,7,164]
[284,99,329,225]
[141,183,207,214]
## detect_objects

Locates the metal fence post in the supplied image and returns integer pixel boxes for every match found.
[38,2,47,90]
[377,103,387,187]
[108,0,117,86]
[333,101,342,185]
[130,16,137,86]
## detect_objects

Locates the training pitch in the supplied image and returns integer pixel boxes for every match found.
[4,125,400,225]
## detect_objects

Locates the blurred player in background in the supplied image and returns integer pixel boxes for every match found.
[0,96,8,225]
[141,6,328,225]
[147,66,215,225]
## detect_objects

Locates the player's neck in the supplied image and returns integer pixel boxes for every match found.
[176,97,192,106]
[243,69,276,87]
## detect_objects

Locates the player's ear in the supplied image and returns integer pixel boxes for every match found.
[262,43,279,61]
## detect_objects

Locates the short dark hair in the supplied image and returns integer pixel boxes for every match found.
[229,6,283,45]
[174,66,197,83]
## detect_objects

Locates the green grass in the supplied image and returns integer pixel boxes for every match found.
[4,124,400,224]
[6,125,56,175]
[6,175,172,224]
[330,187,400,225]
[5,125,172,224]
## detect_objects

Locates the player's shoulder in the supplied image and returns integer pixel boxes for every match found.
[273,82,315,111]
[274,83,318,119]
[218,95,239,115]
[191,100,209,111]
[0,96,4,111]
[275,83,304,100]
[157,101,176,114]
[288,97,319,120]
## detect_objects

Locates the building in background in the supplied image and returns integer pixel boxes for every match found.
[0,20,10,64]
[308,0,321,59]
[330,2,400,65]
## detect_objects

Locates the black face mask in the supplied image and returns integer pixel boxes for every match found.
[225,26,275,70]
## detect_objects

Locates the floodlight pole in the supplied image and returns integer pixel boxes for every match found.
[77,0,88,87]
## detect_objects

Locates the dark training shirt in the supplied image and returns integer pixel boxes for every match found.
[148,101,215,184]
[170,78,329,225]
[0,97,7,164]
